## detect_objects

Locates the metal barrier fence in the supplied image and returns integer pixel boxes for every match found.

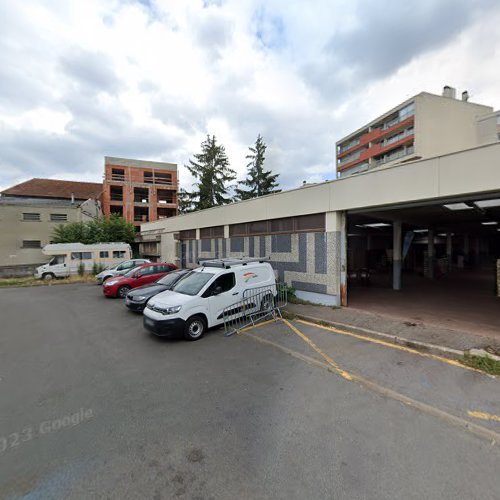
[222,283,288,336]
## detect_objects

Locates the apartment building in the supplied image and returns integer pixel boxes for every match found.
[336,87,496,178]
[102,157,178,232]
[0,179,102,276]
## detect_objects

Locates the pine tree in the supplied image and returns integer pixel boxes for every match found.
[185,135,236,210]
[235,134,280,200]
[177,188,194,214]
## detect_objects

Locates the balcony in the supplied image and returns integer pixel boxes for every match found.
[375,145,415,166]
[134,207,149,222]
[110,186,123,202]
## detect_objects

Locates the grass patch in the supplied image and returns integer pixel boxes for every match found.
[460,354,500,376]
[0,275,96,288]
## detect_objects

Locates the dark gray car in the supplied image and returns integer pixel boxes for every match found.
[124,269,190,312]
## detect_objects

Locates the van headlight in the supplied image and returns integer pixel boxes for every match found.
[147,304,182,315]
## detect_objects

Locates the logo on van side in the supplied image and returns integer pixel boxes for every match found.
[243,272,258,282]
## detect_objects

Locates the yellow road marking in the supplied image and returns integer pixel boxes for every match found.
[468,411,500,423]
[296,319,486,375]
[237,318,279,335]
[281,318,352,381]
[241,329,500,445]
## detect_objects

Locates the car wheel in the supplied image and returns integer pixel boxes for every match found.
[260,294,274,312]
[117,285,131,298]
[42,272,56,281]
[184,315,206,341]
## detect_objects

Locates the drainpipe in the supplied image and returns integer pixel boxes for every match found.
[393,221,402,290]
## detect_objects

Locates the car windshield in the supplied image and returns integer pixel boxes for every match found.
[123,266,140,277]
[157,270,188,286]
[172,271,215,296]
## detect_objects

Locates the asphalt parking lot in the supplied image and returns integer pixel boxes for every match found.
[0,284,499,499]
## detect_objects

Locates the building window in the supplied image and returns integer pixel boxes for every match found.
[134,187,149,203]
[50,213,68,222]
[22,213,40,221]
[144,171,154,183]
[155,172,172,185]
[179,229,196,240]
[338,136,361,154]
[157,189,175,204]
[248,220,269,235]
[295,213,325,231]
[228,214,325,237]
[113,250,126,258]
[110,205,123,216]
[229,223,248,237]
[338,149,363,166]
[270,217,294,233]
[71,252,93,260]
[134,206,149,222]
[111,168,125,181]
[22,240,41,248]
[157,207,176,219]
[99,251,109,258]
[200,226,224,239]
[110,186,123,202]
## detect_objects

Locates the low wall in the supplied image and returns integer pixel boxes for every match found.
[0,263,42,278]
[181,231,341,303]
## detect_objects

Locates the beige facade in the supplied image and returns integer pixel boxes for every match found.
[336,88,495,178]
[0,198,101,271]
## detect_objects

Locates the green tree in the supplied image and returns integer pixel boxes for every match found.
[185,135,236,210]
[177,188,194,215]
[235,134,280,200]
[52,215,136,244]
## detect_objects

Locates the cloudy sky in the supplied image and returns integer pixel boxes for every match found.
[1,0,499,193]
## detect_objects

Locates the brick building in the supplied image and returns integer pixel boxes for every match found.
[102,156,178,232]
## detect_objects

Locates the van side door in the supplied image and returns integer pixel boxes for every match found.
[202,272,237,326]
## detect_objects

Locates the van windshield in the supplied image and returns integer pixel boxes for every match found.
[172,271,215,296]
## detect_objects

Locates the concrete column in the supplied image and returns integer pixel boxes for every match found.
[393,221,402,290]
[223,225,230,239]
[446,233,453,272]
[427,229,435,279]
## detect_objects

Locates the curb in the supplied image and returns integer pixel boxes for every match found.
[288,312,466,359]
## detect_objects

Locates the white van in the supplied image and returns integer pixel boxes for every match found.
[34,243,132,279]
[143,258,276,341]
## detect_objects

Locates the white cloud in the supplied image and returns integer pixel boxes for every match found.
[0,0,499,194]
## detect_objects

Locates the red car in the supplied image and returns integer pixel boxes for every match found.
[102,262,177,298]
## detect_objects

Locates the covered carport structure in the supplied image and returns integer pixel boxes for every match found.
[141,142,500,332]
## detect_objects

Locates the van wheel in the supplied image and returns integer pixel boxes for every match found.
[260,294,274,312]
[117,285,131,298]
[184,316,206,341]
[42,273,55,281]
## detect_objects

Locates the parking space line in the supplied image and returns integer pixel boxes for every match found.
[237,318,280,335]
[281,319,352,381]
[241,325,500,445]
[296,319,486,375]
[468,411,500,423]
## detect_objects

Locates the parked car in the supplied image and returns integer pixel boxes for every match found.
[125,269,190,312]
[35,243,133,280]
[103,262,177,298]
[95,258,151,284]
[143,259,275,341]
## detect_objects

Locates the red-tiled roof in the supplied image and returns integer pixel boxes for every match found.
[1,178,103,200]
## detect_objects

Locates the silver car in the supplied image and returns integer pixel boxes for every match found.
[96,259,151,284]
